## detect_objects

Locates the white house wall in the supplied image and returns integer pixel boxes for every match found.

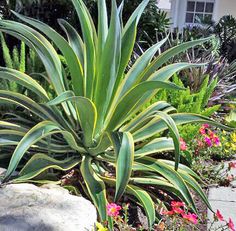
[170,0,188,29]
[214,0,236,20]
[157,0,172,18]
[170,0,236,29]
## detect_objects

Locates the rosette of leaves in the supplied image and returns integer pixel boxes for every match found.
[0,0,230,227]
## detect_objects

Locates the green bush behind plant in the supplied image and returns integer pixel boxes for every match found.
[0,32,25,91]
[0,33,55,103]
[148,74,220,141]
[0,0,230,228]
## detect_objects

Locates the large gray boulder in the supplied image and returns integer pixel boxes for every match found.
[0,183,97,231]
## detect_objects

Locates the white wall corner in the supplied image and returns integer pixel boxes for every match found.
[170,0,178,28]
[213,0,219,22]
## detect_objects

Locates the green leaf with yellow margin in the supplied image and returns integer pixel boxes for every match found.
[109,132,134,201]
[80,156,107,222]
[13,154,81,183]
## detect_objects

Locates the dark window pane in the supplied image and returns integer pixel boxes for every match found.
[187,1,195,11]
[204,13,213,22]
[186,13,194,23]
[206,2,214,13]
[196,2,205,12]
[194,13,204,22]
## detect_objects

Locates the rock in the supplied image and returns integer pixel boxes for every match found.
[208,186,236,202]
[0,168,18,182]
[0,183,97,231]
[137,206,148,230]
[208,159,236,229]
[0,168,6,175]
[0,168,7,185]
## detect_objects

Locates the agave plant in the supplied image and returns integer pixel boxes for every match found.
[0,0,229,227]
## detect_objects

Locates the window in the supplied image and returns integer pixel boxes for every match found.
[185,1,214,24]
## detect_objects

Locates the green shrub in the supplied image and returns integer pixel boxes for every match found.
[215,15,236,62]
[149,74,220,141]
[0,0,230,227]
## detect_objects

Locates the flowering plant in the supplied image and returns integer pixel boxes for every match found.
[182,124,235,162]
[99,203,139,231]
[107,203,122,217]
[160,201,198,230]
[96,202,236,231]
[179,124,235,186]
[96,201,199,230]
[208,209,236,231]
[198,124,221,148]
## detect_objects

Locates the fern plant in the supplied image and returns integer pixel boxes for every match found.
[154,74,220,116]
[0,32,48,99]
[0,32,26,93]
[0,32,25,72]
[153,74,221,142]
[0,0,230,228]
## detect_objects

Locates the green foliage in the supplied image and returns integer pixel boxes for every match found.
[154,75,220,115]
[180,125,201,144]
[150,75,221,142]
[215,15,236,62]
[0,33,21,93]
[138,0,170,41]
[19,41,26,72]
[226,109,236,128]
[0,0,230,227]
[190,128,236,168]
[191,158,226,185]
[0,33,25,72]
[0,33,13,69]
[0,32,45,75]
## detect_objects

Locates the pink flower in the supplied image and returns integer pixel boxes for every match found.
[213,136,220,146]
[228,218,236,231]
[197,139,204,148]
[161,210,174,215]
[215,210,224,221]
[180,138,187,151]
[182,212,198,224]
[160,208,184,215]
[199,128,206,135]
[208,130,215,138]
[203,124,210,129]
[171,201,185,208]
[200,124,210,135]
[160,201,186,216]
[106,203,121,217]
[204,136,212,147]
[226,174,234,182]
[229,162,236,169]
[172,207,184,214]
[199,127,206,135]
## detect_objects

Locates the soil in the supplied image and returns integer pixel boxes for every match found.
[192,189,208,231]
